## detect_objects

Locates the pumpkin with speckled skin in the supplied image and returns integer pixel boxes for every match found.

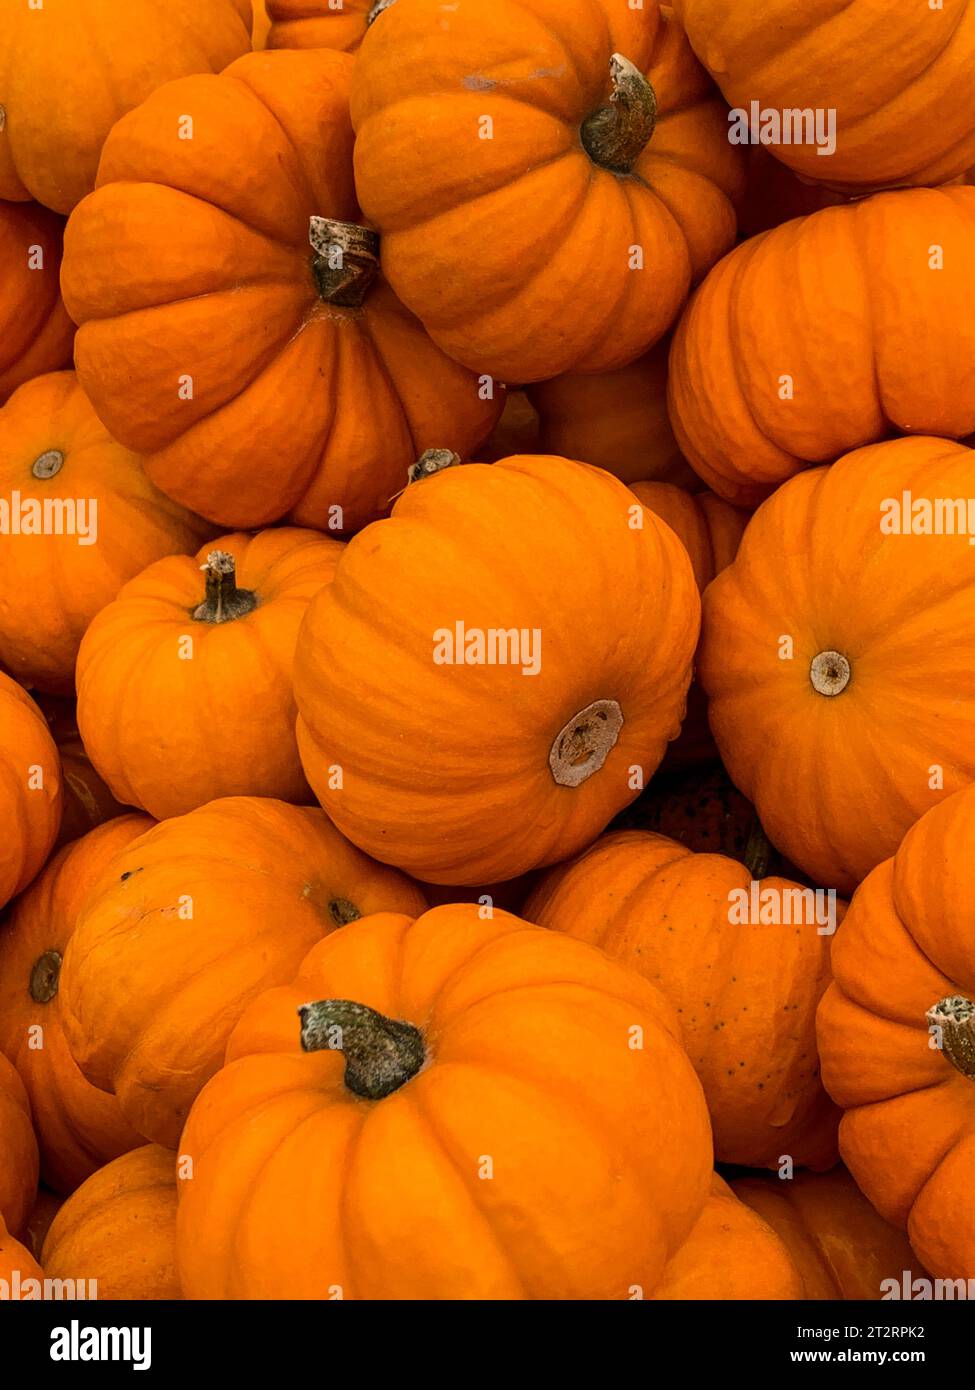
[0,1053,38,1237]
[0,673,62,910]
[0,202,74,402]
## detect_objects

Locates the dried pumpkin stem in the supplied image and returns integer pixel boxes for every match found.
[581,54,657,174]
[367,0,397,21]
[809,650,851,697]
[30,949,62,1004]
[549,699,624,787]
[409,448,461,484]
[192,551,258,624]
[299,999,426,1099]
[327,898,362,927]
[927,996,975,1081]
[309,217,380,308]
[32,450,65,480]
[743,820,772,880]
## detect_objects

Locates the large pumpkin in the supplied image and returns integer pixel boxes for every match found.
[669,188,975,505]
[0,0,252,213]
[294,455,700,884]
[672,0,975,190]
[0,372,210,693]
[350,0,744,382]
[36,697,130,851]
[267,0,389,51]
[0,1053,38,1237]
[60,48,501,533]
[176,906,712,1299]
[41,1146,180,1300]
[0,673,62,909]
[76,529,342,819]
[59,798,428,1148]
[0,201,74,402]
[525,829,840,1169]
[0,817,150,1195]
[700,436,975,892]
[817,784,975,1280]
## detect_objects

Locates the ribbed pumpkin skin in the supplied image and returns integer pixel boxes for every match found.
[351,0,744,382]
[669,188,975,504]
[177,907,713,1300]
[0,0,252,213]
[733,1167,922,1300]
[629,482,749,592]
[61,49,501,533]
[700,437,975,892]
[41,1146,180,1300]
[267,0,374,50]
[59,798,428,1149]
[525,830,841,1169]
[672,0,975,190]
[0,1217,43,1290]
[817,785,975,1281]
[0,202,74,401]
[76,529,342,819]
[294,456,700,884]
[0,1053,38,1236]
[0,674,62,910]
[0,372,211,694]
[36,698,130,851]
[0,818,150,1196]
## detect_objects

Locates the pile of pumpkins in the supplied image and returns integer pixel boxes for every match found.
[1,0,974,1301]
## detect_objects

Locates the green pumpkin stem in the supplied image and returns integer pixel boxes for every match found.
[192,551,257,624]
[927,996,975,1081]
[298,999,425,1099]
[581,54,657,174]
[309,218,380,308]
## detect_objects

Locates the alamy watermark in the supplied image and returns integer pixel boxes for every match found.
[0,492,98,545]
[728,102,836,157]
[432,621,541,677]
[728,881,838,936]
[880,491,975,542]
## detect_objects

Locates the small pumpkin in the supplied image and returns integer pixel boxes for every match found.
[0,1052,39,1237]
[266,0,390,51]
[817,783,975,1280]
[176,906,713,1299]
[669,188,975,504]
[351,0,744,381]
[59,798,428,1148]
[0,1216,44,1294]
[294,454,700,884]
[61,48,501,533]
[35,697,130,850]
[252,0,272,47]
[0,0,252,213]
[700,435,975,892]
[0,817,150,1195]
[0,201,74,403]
[76,529,343,819]
[525,829,841,1169]
[629,481,749,594]
[0,372,211,694]
[41,1145,180,1300]
[0,672,62,909]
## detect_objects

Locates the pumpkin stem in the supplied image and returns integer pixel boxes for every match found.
[809,650,851,697]
[298,999,426,1099]
[309,218,380,308]
[30,949,62,1004]
[409,449,461,484]
[743,820,772,879]
[549,699,624,787]
[32,450,65,480]
[367,0,397,21]
[581,54,657,174]
[327,898,362,927]
[192,551,258,624]
[927,996,975,1081]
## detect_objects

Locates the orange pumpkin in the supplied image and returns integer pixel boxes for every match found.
[479,392,541,463]
[61,48,501,533]
[23,1188,64,1262]
[525,829,841,1169]
[294,455,700,884]
[76,529,342,819]
[41,1145,180,1300]
[266,0,388,51]
[817,784,975,1280]
[0,673,62,909]
[0,1216,43,1294]
[629,481,749,593]
[700,436,975,892]
[733,1167,924,1300]
[0,201,74,403]
[351,0,744,381]
[669,188,975,505]
[59,798,428,1148]
[0,372,211,694]
[0,1052,38,1237]
[0,0,252,214]
[252,0,272,48]
[176,906,712,1299]
[36,697,131,850]
[0,817,150,1195]
[672,0,975,190]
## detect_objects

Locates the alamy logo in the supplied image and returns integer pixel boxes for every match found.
[728,102,836,156]
[880,491,975,542]
[881,1271,975,1300]
[1,1272,98,1301]
[50,1320,151,1371]
[433,621,541,676]
[0,492,98,546]
[727,882,838,936]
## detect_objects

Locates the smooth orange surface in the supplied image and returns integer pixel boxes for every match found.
[629,481,749,591]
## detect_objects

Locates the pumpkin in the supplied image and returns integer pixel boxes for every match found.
[0,1052,38,1237]
[267,0,390,51]
[651,1175,802,1300]
[0,372,211,694]
[0,1216,43,1294]
[525,829,841,1169]
[0,672,62,909]
[41,1145,180,1300]
[700,435,975,892]
[0,0,252,214]
[176,905,712,1299]
[669,187,975,505]
[23,1188,63,1262]
[61,48,502,534]
[817,783,975,1280]
[36,697,130,850]
[0,201,74,403]
[76,529,343,819]
[479,392,541,463]
[732,1167,923,1301]
[59,798,428,1148]
[672,0,975,191]
[738,146,854,238]
[252,0,272,48]
[0,817,151,1195]
[629,481,749,594]
[350,0,744,382]
[294,454,701,884]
